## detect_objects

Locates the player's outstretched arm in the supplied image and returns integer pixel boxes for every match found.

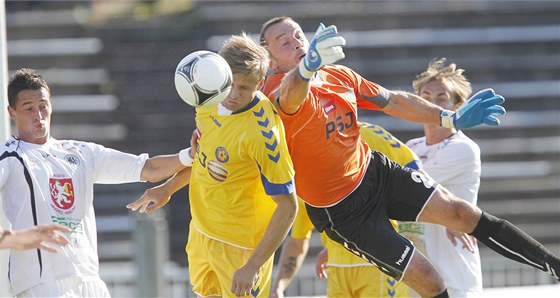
[140,147,193,183]
[279,23,346,114]
[0,224,71,252]
[140,129,199,183]
[127,167,191,214]
[130,128,198,213]
[381,88,505,129]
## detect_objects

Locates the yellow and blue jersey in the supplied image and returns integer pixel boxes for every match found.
[190,92,295,249]
[359,122,421,170]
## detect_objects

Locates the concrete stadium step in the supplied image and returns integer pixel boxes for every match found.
[196,0,560,33]
[480,197,560,219]
[6,8,91,39]
[7,37,102,56]
[343,54,560,87]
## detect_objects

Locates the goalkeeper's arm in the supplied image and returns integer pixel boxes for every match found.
[278,23,346,115]
[380,88,505,129]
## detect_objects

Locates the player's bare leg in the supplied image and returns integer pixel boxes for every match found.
[419,186,560,281]
[400,252,448,297]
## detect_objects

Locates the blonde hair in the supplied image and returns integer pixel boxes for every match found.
[412,58,472,106]
[218,32,269,81]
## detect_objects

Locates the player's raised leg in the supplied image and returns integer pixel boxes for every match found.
[419,185,560,281]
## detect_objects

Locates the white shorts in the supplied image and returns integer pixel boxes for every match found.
[16,276,110,297]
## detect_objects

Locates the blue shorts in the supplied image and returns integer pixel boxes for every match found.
[305,151,438,280]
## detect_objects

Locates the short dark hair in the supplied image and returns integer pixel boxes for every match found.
[7,68,50,108]
[259,16,294,46]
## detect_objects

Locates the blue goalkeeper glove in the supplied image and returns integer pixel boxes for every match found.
[440,88,506,129]
[298,23,346,81]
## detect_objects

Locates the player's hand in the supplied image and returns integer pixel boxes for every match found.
[446,228,477,253]
[2,224,71,253]
[231,263,259,297]
[440,88,506,129]
[315,247,329,279]
[298,23,346,80]
[127,184,171,213]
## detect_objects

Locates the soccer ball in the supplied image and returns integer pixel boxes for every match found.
[174,50,233,107]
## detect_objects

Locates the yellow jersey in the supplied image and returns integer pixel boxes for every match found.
[190,92,295,249]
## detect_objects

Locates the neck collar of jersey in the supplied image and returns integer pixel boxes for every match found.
[232,94,260,115]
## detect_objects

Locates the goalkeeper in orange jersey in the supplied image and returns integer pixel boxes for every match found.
[272,123,417,298]
[260,16,558,297]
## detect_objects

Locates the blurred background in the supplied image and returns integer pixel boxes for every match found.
[2,0,560,296]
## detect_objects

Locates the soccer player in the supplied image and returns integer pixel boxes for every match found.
[1,68,194,297]
[272,122,417,298]
[127,33,297,297]
[259,16,559,297]
[404,58,484,297]
[0,224,70,252]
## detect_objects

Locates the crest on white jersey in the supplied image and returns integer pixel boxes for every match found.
[49,178,76,213]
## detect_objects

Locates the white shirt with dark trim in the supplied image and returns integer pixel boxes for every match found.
[406,131,483,294]
[0,137,147,295]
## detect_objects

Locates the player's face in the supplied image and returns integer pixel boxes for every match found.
[418,80,457,111]
[222,73,263,112]
[264,20,309,73]
[8,88,52,144]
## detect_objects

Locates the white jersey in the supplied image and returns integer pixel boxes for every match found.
[406,131,483,296]
[0,137,147,295]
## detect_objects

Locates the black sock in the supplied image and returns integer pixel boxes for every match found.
[432,289,449,298]
[471,211,560,281]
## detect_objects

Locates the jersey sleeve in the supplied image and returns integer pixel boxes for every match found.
[246,105,295,196]
[89,142,148,184]
[331,65,390,110]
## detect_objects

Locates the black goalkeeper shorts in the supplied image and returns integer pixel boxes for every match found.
[306,150,438,281]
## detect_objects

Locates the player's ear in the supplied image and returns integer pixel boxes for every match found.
[7,106,15,120]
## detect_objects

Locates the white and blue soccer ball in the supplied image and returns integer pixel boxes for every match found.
[174,50,233,108]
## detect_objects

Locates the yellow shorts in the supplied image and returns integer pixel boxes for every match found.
[327,265,410,298]
[185,224,273,297]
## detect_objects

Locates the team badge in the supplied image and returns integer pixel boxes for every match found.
[207,160,228,182]
[50,178,75,211]
[215,146,229,162]
[64,154,80,166]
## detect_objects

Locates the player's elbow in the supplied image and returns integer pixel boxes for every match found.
[279,193,298,224]
[140,162,172,183]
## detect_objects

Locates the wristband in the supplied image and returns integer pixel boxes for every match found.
[179,148,194,167]
[439,109,456,129]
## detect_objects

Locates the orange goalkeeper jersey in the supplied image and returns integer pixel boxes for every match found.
[262,65,388,207]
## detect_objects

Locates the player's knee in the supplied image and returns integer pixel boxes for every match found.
[445,194,480,229]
